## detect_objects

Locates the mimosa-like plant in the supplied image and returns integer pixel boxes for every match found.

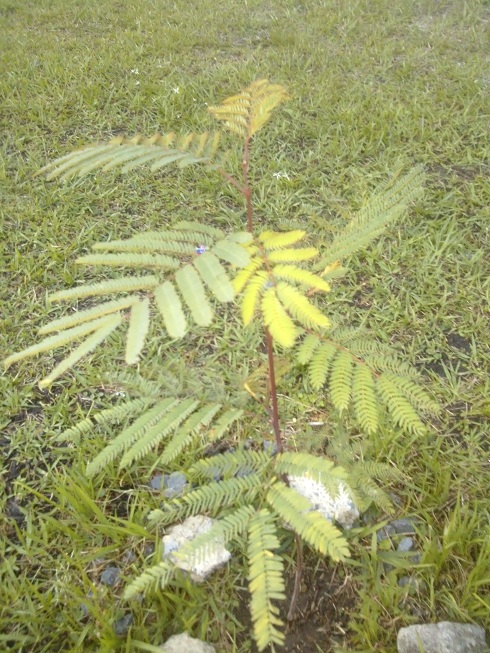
[5,80,438,650]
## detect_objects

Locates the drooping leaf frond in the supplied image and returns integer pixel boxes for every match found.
[81,397,242,476]
[190,449,272,481]
[85,397,180,476]
[125,297,150,364]
[173,505,256,574]
[208,79,288,139]
[157,403,222,465]
[295,328,439,435]
[314,166,424,270]
[5,226,251,385]
[119,397,200,468]
[247,509,286,651]
[267,482,350,561]
[148,475,263,527]
[274,452,348,491]
[55,397,154,444]
[123,562,174,600]
[37,132,222,180]
[233,230,331,348]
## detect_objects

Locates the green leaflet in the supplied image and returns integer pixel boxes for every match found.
[86,398,179,477]
[352,364,379,433]
[76,252,180,269]
[247,509,285,651]
[38,296,140,334]
[193,251,235,302]
[175,264,213,326]
[4,315,121,370]
[267,481,350,561]
[125,298,150,364]
[119,398,199,468]
[153,281,187,339]
[47,275,160,304]
[123,563,174,600]
[39,315,122,389]
[157,403,223,465]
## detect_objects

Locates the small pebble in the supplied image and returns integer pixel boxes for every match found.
[390,518,417,535]
[163,472,188,499]
[114,613,134,636]
[100,566,120,587]
[149,474,164,490]
[397,536,414,553]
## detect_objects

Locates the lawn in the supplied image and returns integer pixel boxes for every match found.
[1,0,489,652]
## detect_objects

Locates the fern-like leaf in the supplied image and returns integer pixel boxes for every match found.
[261,287,297,348]
[375,375,428,435]
[307,340,339,390]
[86,398,179,476]
[174,505,256,574]
[329,351,354,413]
[208,79,288,139]
[190,449,272,481]
[125,298,150,364]
[275,282,330,331]
[149,475,263,526]
[175,264,213,327]
[37,132,222,180]
[247,509,286,651]
[352,364,378,433]
[267,482,350,561]
[153,281,187,339]
[48,275,160,304]
[55,397,153,444]
[275,452,348,490]
[157,403,222,465]
[314,166,424,269]
[193,251,235,302]
[123,562,174,600]
[119,398,199,468]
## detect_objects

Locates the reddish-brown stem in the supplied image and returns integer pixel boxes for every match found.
[242,136,253,232]
[287,534,304,621]
[265,328,283,454]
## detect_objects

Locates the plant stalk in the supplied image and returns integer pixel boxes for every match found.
[265,327,283,454]
[287,534,304,621]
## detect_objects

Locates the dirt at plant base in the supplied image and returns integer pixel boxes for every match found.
[236,556,358,653]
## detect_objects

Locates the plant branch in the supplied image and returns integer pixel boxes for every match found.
[265,327,282,454]
[287,534,304,621]
[242,136,253,232]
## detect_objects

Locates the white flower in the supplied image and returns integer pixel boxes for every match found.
[272,171,291,180]
[130,68,139,75]
[173,86,180,94]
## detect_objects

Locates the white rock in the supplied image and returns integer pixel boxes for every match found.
[160,632,216,653]
[162,515,231,581]
[288,476,359,529]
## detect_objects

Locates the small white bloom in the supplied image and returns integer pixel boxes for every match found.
[130,68,139,75]
[173,86,180,94]
[272,171,291,180]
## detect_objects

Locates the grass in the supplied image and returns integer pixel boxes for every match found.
[1,0,489,651]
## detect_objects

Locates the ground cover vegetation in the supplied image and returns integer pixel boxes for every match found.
[1,1,489,652]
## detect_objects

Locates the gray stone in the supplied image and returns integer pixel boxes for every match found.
[100,566,120,586]
[149,474,164,490]
[163,472,188,499]
[397,576,427,592]
[397,622,487,653]
[160,632,216,653]
[397,536,415,553]
[391,518,417,535]
[114,613,134,636]
[162,515,231,581]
